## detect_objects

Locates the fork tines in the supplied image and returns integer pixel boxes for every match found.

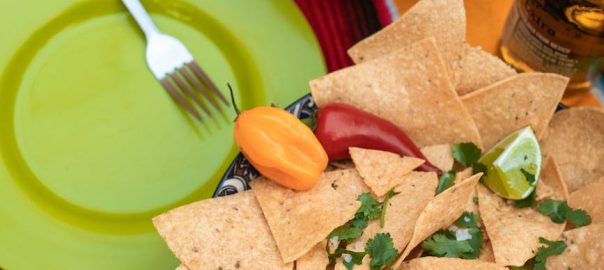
[160,61,229,121]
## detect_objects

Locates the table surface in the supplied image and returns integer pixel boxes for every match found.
[394,0,602,107]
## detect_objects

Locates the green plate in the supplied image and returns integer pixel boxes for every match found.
[0,0,325,269]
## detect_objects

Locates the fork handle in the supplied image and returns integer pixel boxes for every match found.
[121,0,160,38]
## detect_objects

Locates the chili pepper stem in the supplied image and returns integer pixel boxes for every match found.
[227,83,241,116]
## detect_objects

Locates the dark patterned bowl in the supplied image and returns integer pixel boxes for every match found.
[212,94,316,197]
[212,94,567,198]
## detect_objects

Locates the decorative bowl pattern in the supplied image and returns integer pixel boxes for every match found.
[212,94,316,197]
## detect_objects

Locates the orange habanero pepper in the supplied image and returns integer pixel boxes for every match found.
[234,106,328,191]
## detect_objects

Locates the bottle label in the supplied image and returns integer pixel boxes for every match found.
[501,0,604,85]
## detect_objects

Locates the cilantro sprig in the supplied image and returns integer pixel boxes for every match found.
[328,247,365,270]
[326,191,399,268]
[451,142,487,176]
[534,237,566,270]
[358,193,381,220]
[328,193,380,243]
[380,189,399,228]
[422,232,473,257]
[436,170,456,194]
[328,225,363,243]
[452,143,482,168]
[421,212,484,259]
[536,199,591,227]
[365,233,398,270]
[508,237,567,270]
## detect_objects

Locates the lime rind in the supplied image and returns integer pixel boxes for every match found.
[479,126,542,200]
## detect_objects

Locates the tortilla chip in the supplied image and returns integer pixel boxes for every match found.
[569,176,604,224]
[311,38,482,148]
[540,156,570,201]
[152,191,292,270]
[456,168,474,183]
[536,180,555,201]
[347,0,466,86]
[347,0,516,95]
[479,240,496,262]
[250,172,362,262]
[477,157,567,266]
[296,241,328,270]
[393,173,481,268]
[335,172,438,270]
[325,168,371,198]
[399,257,507,270]
[456,169,480,215]
[456,44,517,96]
[460,73,568,150]
[420,144,454,171]
[463,190,480,217]
[349,147,425,196]
[546,224,604,270]
[541,106,604,192]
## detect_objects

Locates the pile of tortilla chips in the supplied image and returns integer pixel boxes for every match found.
[153,0,604,269]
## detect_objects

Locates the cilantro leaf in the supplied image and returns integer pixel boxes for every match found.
[452,143,482,167]
[380,189,399,228]
[564,208,591,227]
[358,193,381,220]
[534,237,566,270]
[454,211,480,228]
[472,162,488,175]
[436,170,456,194]
[537,200,566,222]
[462,227,484,259]
[346,192,382,233]
[421,232,474,258]
[365,233,398,270]
[328,225,364,242]
[422,212,484,259]
[349,217,368,230]
[514,189,536,208]
[537,199,592,227]
[340,249,366,270]
[454,212,483,259]
[327,246,365,267]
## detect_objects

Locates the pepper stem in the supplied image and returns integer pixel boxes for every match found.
[227,83,240,116]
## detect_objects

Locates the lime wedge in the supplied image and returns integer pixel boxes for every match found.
[478,126,542,200]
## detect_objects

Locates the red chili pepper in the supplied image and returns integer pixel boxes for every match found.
[314,103,441,174]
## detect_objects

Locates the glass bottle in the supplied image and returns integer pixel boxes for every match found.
[500,0,604,96]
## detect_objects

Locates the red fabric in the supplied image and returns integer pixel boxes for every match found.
[295,0,388,72]
[373,0,394,26]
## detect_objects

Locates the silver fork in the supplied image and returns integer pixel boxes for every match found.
[122,0,229,121]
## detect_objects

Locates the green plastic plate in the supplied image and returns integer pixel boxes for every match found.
[0,0,325,269]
